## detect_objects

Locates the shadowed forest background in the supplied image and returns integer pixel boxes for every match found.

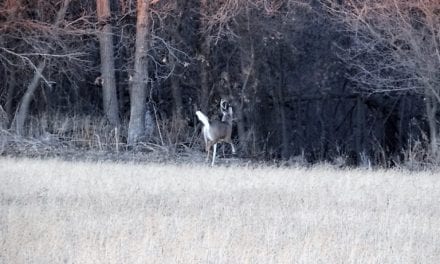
[0,0,439,167]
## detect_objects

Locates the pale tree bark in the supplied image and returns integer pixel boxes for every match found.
[96,0,120,127]
[13,0,71,135]
[0,104,7,130]
[128,0,152,145]
[14,62,46,135]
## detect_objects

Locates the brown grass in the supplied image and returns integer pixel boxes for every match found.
[1,158,439,263]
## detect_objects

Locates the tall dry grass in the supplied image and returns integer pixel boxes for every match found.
[0,158,439,263]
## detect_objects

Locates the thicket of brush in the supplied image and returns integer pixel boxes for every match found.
[0,112,191,161]
[0,108,437,170]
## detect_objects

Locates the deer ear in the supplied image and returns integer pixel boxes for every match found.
[220,99,228,110]
[228,106,233,115]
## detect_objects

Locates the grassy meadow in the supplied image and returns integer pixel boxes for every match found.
[0,158,439,263]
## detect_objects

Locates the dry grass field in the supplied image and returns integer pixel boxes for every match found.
[0,158,439,263]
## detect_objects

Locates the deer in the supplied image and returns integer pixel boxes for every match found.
[196,99,236,165]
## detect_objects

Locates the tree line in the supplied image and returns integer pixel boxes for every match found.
[0,0,439,166]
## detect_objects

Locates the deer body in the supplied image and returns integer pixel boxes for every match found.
[196,103,235,165]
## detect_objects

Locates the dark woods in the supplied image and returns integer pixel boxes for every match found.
[0,0,439,167]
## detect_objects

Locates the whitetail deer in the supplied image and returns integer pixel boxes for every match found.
[196,99,236,165]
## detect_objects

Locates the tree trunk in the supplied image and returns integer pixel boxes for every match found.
[169,41,183,122]
[96,0,120,127]
[171,73,183,119]
[199,0,210,113]
[169,1,188,123]
[426,92,438,157]
[275,45,289,159]
[355,95,365,158]
[5,70,16,121]
[128,0,151,145]
[273,79,288,159]
[12,0,71,135]
[14,62,46,135]
[0,105,8,130]
[236,8,255,156]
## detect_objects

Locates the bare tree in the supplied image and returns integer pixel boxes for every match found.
[10,0,72,135]
[325,0,440,155]
[198,0,211,114]
[127,0,153,145]
[197,0,250,113]
[96,0,120,127]
[14,62,46,135]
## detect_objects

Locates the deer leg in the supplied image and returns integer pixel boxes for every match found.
[203,132,208,147]
[211,143,217,166]
[230,142,236,154]
[206,142,211,162]
[226,138,236,155]
[203,133,209,162]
